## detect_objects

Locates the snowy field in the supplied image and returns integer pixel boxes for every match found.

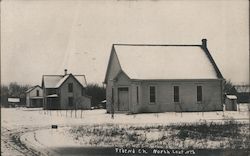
[1,104,249,156]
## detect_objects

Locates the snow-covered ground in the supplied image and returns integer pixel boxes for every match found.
[2,105,249,128]
[1,104,249,155]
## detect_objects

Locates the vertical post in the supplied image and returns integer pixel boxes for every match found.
[201,103,205,117]
[111,87,114,119]
[47,99,50,115]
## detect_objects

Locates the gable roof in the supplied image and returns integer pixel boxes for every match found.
[226,95,237,100]
[26,85,42,93]
[42,74,87,88]
[104,40,223,82]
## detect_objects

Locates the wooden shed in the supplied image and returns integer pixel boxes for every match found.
[225,95,237,111]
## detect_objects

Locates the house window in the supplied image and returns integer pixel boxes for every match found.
[149,86,156,103]
[68,97,73,106]
[174,86,179,102]
[197,86,202,102]
[68,83,73,92]
[136,86,139,104]
[36,90,39,96]
[81,88,86,96]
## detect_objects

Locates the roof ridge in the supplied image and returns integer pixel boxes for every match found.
[43,74,85,77]
[74,75,86,76]
[43,75,64,76]
[26,85,41,93]
[113,44,201,47]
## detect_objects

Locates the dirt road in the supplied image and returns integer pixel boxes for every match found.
[1,126,44,156]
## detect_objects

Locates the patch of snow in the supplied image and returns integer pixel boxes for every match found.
[1,106,249,155]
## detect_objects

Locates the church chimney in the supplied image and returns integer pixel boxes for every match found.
[64,69,68,75]
[202,38,207,48]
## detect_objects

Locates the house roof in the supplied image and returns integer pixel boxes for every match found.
[26,85,41,93]
[42,74,87,88]
[8,98,20,103]
[226,95,237,100]
[46,94,59,98]
[54,75,70,88]
[234,85,250,93]
[112,44,221,80]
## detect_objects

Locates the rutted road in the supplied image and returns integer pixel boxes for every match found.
[1,126,45,156]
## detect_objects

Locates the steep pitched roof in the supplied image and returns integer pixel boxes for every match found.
[42,74,87,88]
[26,85,42,93]
[54,75,70,88]
[107,40,223,80]
[75,75,88,87]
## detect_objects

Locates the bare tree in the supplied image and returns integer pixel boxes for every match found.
[224,80,237,95]
[1,82,31,107]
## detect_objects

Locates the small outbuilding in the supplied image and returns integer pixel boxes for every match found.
[8,98,20,107]
[26,85,43,108]
[225,95,237,111]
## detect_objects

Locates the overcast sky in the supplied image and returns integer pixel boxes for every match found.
[1,0,249,86]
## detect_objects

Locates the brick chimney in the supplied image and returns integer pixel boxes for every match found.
[64,69,68,75]
[202,39,207,48]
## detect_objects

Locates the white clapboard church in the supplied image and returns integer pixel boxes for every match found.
[104,39,224,113]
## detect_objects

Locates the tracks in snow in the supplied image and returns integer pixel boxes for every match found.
[1,126,46,156]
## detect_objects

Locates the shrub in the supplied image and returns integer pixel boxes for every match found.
[175,119,242,140]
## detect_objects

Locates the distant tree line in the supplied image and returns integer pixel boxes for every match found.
[1,82,106,108]
[1,80,238,108]
[85,83,106,107]
[1,82,31,107]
